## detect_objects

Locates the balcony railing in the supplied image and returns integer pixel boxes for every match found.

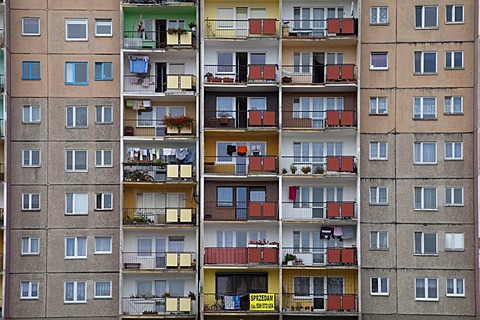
[205,110,278,129]
[282,18,357,38]
[204,65,278,84]
[123,164,194,182]
[124,74,196,93]
[0,75,4,92]
[0,163,4,181]
[204,19,278,38]
[123,251,196,270]
[204,156,278,175]
[123,207,196,226]
[204,247,279,265]
[204,201,278,221]
[282,247,357,266]
[122,297,196,317]
[281,156,356,175]
[123,30,194,49]
[122,0,195,4]
[282,202,356,220]
[282,293,357,313]
[204,293,279,312]
[282,110,357,129]
[282,64,356,84]
[0,208,4,228]
[124,119,195,138]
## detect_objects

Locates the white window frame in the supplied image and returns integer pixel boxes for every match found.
[444,96,463,114]
[370,7,388,24]
[94,281,112,298]
[414,187,438,210]
[23,105,41,123]
[369,97,388,114]
[22,193,40,211]
[445,232,464,251]
[414,51,437,74]
[95,193,113,210]
[413,97,437,119]
[446,278,465,297]
[413,142,437,164]
[370,277,389,295]
[217,52,235,74]
[369,187,388,205]
[445,51,464,69]
[95,150,113,167]
[65,18,88,41]
[370,231,389,250]
[64,281,87,303]
[414,232,438,255]
[21,237,40,255]
[445,187,464,206]
[95,19,112,37]
[65,193,88,215]
[65,237,87,259]
[446,5,464,23]
[370,52,388,70]
[415,6,438,28]
[65,150,88,172]
[216,8,234,29]
[21,281,39,299]
[444,142,463,160]
[94,237,112,254]
[22,17,40,36]
[95,105,113,124]
[66,106,88,128]
[415,278,438,301]
[22,149,41,167]
[369,141,388,160]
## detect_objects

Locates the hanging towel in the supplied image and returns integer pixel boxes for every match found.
[333,227,343,237]
[342,227,355,240]
[133,100,142,111]
[288,186,297,201]
[226,145,236,156]
[176,148,188,161]
[237,145,247,156]
[129,56,149,73]
[163,148,174,156]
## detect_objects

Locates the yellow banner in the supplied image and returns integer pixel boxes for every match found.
[249,293,275,311]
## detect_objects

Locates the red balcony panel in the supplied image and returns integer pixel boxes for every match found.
[263,65,276,80]
[341,110,355,126]
[263,202,277,217]
[263,19,276,35]
[249,248,262,262]
[341,248,356,265]
[249,202,262,217]
[263,248,278,263]
[327,202,340,218]
[326,111,340,126]
[249,19,262,34]
[341,19,355,34]
[263,156,276,171]
[205,248,248,264]
[327,156,341,171]
[249,157,262,171]
[327,19,341,33]
[340,64,354,80]
[249,111,262,126]
[341,202,355,218]
[340,156,355,172]
[342,295,355,311]
[327,295,341,311]
[327,248,341,264]
[326,65,340,81]
[249,65,262,80]
[263,111,276,126]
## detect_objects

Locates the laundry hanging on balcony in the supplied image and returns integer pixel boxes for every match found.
[288,186,297,201]
[226,145,236,156]
[129,56,149,74]
[342,226,355,240]
[237,145,247,156]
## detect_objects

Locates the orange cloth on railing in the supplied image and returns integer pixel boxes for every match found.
[237,146,247,156]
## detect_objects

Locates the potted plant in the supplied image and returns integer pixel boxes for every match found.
[162,114,194,134]
[285,253,297,265]
[314,166,325,174]
[301,166,311,174]
[188,291,196,300]
[188,21,197,29]
[162,292,170,298]
[281,168,288,174]
[290,164,297,174]
[168,27,187,35]
[204,72,213,82]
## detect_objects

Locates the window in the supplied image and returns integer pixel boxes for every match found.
[446,5,464,23]
[137,238,153,257]
[413,97,436,119]
[445,187,463,206]
[95,106,112,124]
[446,278,464,297]
[293,97,344,128]
[370,231,388,249]
[22,17,40,35]
[22,149,41,167]
[22,61,41,80]
[445,51,463,69]
[445,142,463,160]
[95,237,112,254]
[414,52,437,74]
[94,62,113,81]
[66,150,87,171]
[414,187,437,210]
[95,193,113,210]
[66,106,88,128]
[444,96,463,114]
[217,52,234,73]
[445,232,464,251]
[21,281,39,299]
[21,237,39,255]
[66,19,88,40]
[369,187,388,205]
[217,8,234,29]
[65,193,88,215]
[370,53,388,70]
[95,150,112,167]
[415,278,438,300]
[65,62,88,85]
[415,6,438,28]
[414,232,437,255]
[370,277,389,295]
[370,7,388,24]
[65,237,87,258]
[65,281,87,303]
[23,106,41,123]
[217,187,233,207]
[293,52,311,73]
[369,97,387,114]
[369,142,387,160]
[22,193,40,210]
[95,19,112,36]
[414,142,437,164]
[94,281,112,298]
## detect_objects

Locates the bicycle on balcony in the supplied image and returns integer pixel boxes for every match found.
[209,295,224,311]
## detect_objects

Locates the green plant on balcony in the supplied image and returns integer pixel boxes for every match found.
[301,166,311,174]
[290,164,297,174]
[124,215,154,225]
[314,166,325,174]
[162,114,194,129]
[281,168,288,174]
[284,253,297,265]
[167,27,187,35]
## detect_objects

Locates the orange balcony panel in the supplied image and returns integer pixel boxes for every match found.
[343,295,355,311]
[263,202,276,217]
[341,19,355,34]
[263,111,276,126]
[327,202,340,218]
[340,64,354,80]
[263,156,276,171]
[340,156,355,172]
[249,202,262,217]
[249,111,262,126]
[205,248,248,264]
[326,111,340,126]
[341,248,355,264]
[341,202,355,218]
[263,65,276,80]
[327,156,341,171]
[249,19,262,34]
[249,157,262,171]
[326,65,340,81]
[327,248,341,264]
[263,248,278,263]
[341,110,355,126]
[327,19,340,33]
[327,295,341,311]
[263,19,276,35]
[249,248,262,262]
[249,65,262,80]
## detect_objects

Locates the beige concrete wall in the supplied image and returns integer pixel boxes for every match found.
[9,98,48,142]
[360,224,397,268]
[9,230,47,273]
[9,185,47,229]
[10,142,48,185]
[7,274,47,318]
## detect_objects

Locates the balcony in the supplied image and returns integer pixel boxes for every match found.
[124,119,195,138]
[123,30,194,49]
[281,156,356,175]
[123,207,196,226]
[281,18,357,38]
[282,294,357,313]
[204,293,279,313]
[204,65,278,84]
[0,208,4,228]
[122,0,195,5]
[123,251,196,270]
[123,74,196,94]
[205,110,278,129]
[204,201,278,221]
[282,247,357,267]
[0,163,4,181]
[0,75,4,92]
[204,19,279,38]
[282,110,356,129]
[123,164,194,182]
[204,156,278,175]
[204,247,279,265]
[122,297,196,317]
[282,64,356,84]
[282,202,356,220]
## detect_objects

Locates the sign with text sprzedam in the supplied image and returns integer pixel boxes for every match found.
[249,293,275,311]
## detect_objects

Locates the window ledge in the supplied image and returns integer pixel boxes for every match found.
[445,204,464,207]
[369,203,389,206]
[20,297,39,300]
[445,294,465,298]
[443,113,464,116]
[369,113,389,116]
[370,248,389,251]
[370,68,389,71]
[415,298,439,302]
[413,209,438,212]
[414,27,439,30]
[444,249,464,252]
[413,73,438,76]
[445,67,464,71]
[412,118,437,121]
[414,254,438,256]
[370,293,389,296]
[413,162,437,165]
[370,23,389,26]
